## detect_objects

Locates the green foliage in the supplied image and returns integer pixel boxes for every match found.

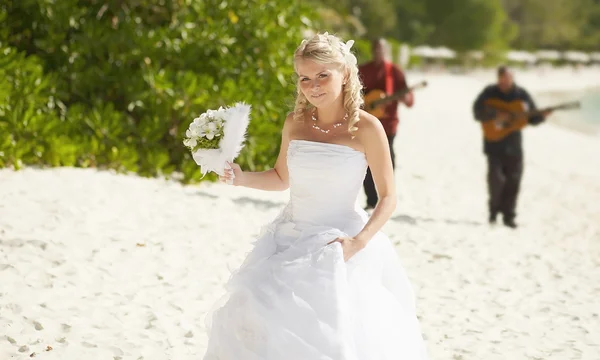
[190,136,221,151]
[504,0,582,49]
[580,1,600,48]
[424,0,515,52]
[0,45,64,169]
[313,0,600,55]
[352,39,373,64]
[4,0,600,182]
[392,1,434,45]
[310,0,398,39]
[2,0,315,182]
[347,0,397,38]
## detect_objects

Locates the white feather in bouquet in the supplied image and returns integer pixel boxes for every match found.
[183,102,251,179]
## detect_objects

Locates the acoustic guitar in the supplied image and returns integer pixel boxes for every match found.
[481,99,581,142]
[363,81,428,119]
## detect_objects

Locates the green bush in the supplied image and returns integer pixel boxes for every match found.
[0,45,65,169]
[1,0,315,183]
[353,38,372,64]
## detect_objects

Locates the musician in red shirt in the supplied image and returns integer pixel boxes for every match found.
[359,38,414,210]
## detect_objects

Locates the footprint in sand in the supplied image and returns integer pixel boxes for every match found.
[0,264,15,271]
[5,303,23,314]
[28,240,47,250]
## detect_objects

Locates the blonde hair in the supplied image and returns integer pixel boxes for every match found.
[293,32,363,134]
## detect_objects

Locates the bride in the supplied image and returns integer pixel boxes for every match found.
[203,32,428,360]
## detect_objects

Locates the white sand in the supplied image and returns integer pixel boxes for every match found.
[1,68,599,359]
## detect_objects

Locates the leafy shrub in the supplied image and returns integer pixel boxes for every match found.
[1,0,315,183]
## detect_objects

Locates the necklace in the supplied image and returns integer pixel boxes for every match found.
[311,110,348,134]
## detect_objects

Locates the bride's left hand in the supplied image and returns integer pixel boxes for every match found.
[327,236,366,262]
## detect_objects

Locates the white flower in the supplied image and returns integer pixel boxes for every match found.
[346,54,358,66]
[342,39,357,66]
[344,39,355,52]
[193,115,208,128]
[215,108,226,118]
[205,132,215,140]
[183,138,197,148]
[197,126,212,140]
[187,123,202,138]
[183,102,251,177]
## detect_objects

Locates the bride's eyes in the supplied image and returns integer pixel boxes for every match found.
[300,73,329,82]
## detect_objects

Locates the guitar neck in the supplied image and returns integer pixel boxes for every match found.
[521,108,549,118]
[522,103,578,118]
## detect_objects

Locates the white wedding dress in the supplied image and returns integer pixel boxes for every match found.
[203,139,428,360]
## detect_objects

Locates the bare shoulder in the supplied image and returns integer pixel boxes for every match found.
[354,109,386,142]
[282,111,297,136]
[284,111,296,126]
[285,111,295,122]
[355,109,382,129]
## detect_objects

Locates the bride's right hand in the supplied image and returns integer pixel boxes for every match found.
[219,162,243,186]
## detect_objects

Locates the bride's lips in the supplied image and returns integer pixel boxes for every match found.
[311,93,325,99]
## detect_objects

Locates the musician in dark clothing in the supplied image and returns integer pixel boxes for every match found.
[472,66,551,228]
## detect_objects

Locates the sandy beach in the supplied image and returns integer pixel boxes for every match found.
[1,67,599,359]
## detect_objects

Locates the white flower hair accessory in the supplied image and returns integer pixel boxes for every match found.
[342,39,357,66]
[343,40,355,52]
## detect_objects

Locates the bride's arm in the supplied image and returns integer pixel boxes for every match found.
[223,113,292,191]
[354,112,397,244]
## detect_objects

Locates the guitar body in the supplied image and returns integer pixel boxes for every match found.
[481,98,530,142]
[363,89,390,119]
[362,81,427,119]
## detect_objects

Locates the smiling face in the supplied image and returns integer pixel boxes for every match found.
[295,58,346,108]
[291,33,363,131]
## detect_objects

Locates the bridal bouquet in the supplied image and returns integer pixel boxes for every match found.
[183,102,251,180]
